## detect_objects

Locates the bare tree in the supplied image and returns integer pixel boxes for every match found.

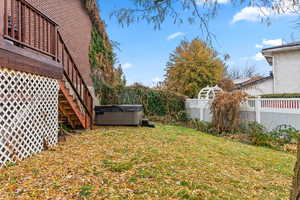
[111,0,222,42]
[227,68,243,80]
[227,64,260,80]
[110,0,300,43]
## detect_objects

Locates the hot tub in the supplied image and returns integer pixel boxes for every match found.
[94,105,144,126]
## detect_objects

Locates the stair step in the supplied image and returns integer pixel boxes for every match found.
[59,100,68,103]
[59,81,90,129]
[65,111,76,115]
[59,116,68,120]
[69,115,80,120]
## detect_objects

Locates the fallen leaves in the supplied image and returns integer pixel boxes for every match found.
[0,124,295,199]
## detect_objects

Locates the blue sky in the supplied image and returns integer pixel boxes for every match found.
[99,0,300,86]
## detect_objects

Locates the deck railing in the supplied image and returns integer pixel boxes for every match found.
[3,0,93,128]
[4,0,57,59]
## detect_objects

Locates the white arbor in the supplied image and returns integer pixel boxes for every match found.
[185,85,223,121]
[197,85,223,100]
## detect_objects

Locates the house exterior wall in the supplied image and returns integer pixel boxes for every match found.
[273,50,300,94]
[26,0,93,86]
[242,78,274,96]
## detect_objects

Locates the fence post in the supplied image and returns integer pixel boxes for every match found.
[255,97,261,123]
[198,100,203,121]
[200,107,204,121]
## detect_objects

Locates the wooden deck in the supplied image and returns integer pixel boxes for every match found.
[0,0,93,129]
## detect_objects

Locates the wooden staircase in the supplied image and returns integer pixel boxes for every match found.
[58,81,91,129]
[3,0,94,130]
[56,31,94,130]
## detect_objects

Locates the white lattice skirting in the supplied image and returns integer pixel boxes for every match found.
[0,68,59,167]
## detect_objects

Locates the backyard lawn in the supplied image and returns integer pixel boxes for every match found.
[0,124,296,200]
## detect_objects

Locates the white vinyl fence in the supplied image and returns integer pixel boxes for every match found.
[185,99,212,122]
[186,98,300,131]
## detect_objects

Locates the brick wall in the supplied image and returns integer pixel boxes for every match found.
[26,0,93,86]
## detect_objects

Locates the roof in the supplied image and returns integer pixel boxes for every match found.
[262,41,300,65]
[233,78,251,85]
[234,75,273,90]
[262,41,300,52]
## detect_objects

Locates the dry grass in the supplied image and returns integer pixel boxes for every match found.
[0,124,296,199]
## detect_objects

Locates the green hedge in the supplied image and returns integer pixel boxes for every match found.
[261,93,300,98]
[94,82,187,119]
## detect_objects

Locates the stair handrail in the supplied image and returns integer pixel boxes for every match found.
[57,31,93,128]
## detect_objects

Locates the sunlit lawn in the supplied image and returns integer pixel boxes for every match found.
[0,124,295,199]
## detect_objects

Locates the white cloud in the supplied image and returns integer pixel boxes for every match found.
[231,1,300,24]
[167,32,185,40]
[240,53,265,61]
[262,38,283,46]
[216,0,231,3]
[252,53,265,61]
[225,60,235,66]
[152,77,162,83]
[122,62,133,69]
[254,38,283,50]
[231,7,272,23]
[255,44,263,49]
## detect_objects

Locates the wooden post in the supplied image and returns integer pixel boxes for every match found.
[55,28,58,61]
[0,0,5,44]
[11,0,15,39]
[90,93,93,130]
[18,0,21,41]
[21,3,25,43]
[291,138,300,200]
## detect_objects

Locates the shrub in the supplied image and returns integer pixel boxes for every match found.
[260,93,300,98]
[218,78,235,92]
[174,110,189,123]
[94,83,187,121]
[269,124,299,145]
[185,120,218,135]
[241,122,299,149]
[211,90,248,133]
[245,122,272,147]
[184,119,298,151]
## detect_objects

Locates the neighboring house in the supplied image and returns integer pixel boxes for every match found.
[262,42,300,94]
[233,75,274,96]
[0,0,102,165]
[233,41,300,96]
